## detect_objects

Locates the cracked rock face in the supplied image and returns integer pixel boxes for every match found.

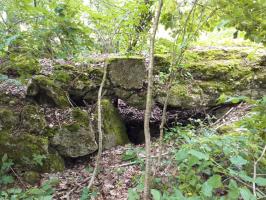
[51,126,98,158]
[108,57,146,90]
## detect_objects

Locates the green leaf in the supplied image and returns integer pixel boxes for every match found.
[255,177,266,186]
[230,155,248,166]
[39,196,53,200]
[0,175,14,185]
[207,175,222,188]
[239,187,256,200]
[201,181,213,197]
[80,187,90,200]
[122,150,137,161]
[171,189,186,200]
[201,175,222,197]
[189,150,209,160]
[128,188,140,200]
[151,189,161,200]
[227,180,239,199]
[175,149,188,162]
[7,188,22,194]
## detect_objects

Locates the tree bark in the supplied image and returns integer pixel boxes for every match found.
[143,0,163,199]
[87,62,107,190]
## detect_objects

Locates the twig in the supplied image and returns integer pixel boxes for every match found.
[66,93,75,107]
[110,161,138,168]
[10,167,27,190]
[139,151,170,159]
[253,145,266,197]
[213,102,244,129]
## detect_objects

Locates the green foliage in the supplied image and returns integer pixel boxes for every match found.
[240,96,266,141]
[32,154,47,167]
[151,189,162,200]
[1,154,58,199]
[156,112,265,199]
[0,0,93,59]
[213,0,266,45]
[217,93,247,105]
[0,154,14,186]
[121,149,138,162]
[0,178,58,200]
[128,188,140,200]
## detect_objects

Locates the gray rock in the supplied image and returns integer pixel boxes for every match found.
[51,125,98,158]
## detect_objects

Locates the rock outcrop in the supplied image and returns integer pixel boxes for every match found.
[0,46,265,175]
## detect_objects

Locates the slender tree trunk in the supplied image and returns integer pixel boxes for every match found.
[157,82,171,165]
[87,62,107,190]
[143,0,163,199]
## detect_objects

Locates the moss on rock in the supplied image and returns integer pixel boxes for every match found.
[23,171,40,185]
[72,108,89,126]
[0,131,53,172]
[100,99,129,149]
[42,153,65,172]
[0,108,17,131]
[157,83,204,109]
[108,57,145,89]
[21,105,46,134]
[27,75,69,107]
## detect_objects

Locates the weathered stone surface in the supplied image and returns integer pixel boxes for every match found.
[156,47,266,109]
[21,105,46,134]
[51,125,98,158]
[25,48,266,110]
[27,75,69,107]
[108,57,145,89]
[157,83,204,109]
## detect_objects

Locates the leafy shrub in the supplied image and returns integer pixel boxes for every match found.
[0,155,58,200]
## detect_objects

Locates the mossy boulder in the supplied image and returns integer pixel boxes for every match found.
[50,124,98,158]
[100,99,129,149]
[27,75,69,107]
[21,105,46,134]
[108,57,145,90]
[155,47,266,109]
[42,153,65,172]
[184,59,251,81]
[0,131,64,172]
[23,171,40,185]
[156,83,204,109]
[0,108,18,131]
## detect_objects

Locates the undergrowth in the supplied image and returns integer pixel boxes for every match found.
[128,97,266,200]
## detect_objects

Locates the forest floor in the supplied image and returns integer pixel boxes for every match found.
[38,103,251,200]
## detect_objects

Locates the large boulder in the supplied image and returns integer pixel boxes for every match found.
[50,109,98,158]
[51,125,98,158]
[108,57,145,89]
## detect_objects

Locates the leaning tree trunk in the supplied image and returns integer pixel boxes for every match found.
[87,62,107,190]
[143,0,163,199]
